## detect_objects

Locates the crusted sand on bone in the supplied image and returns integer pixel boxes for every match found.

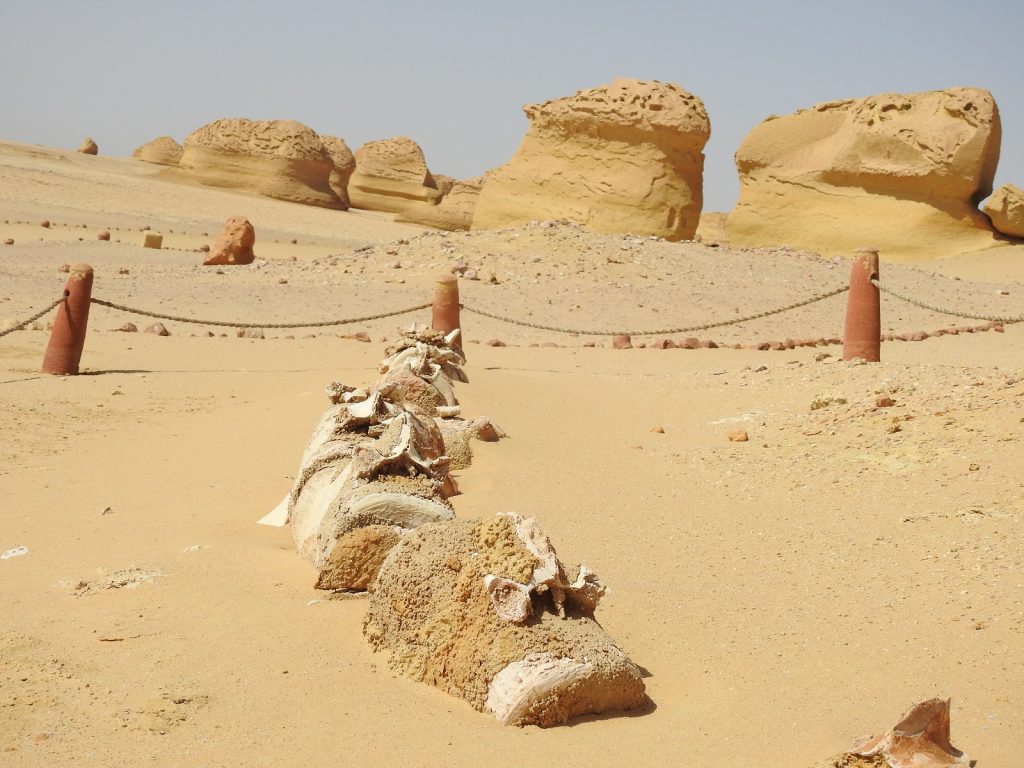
[364,517,644,721]
[316,525,402,591]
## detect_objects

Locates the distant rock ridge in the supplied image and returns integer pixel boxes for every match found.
[321,135,356,210]
[347,136,442,215]
[179,118,341,209]
[727,87,1002,259]
[396,174,488,231]
[472,78,711,240]
[133,136,183,167]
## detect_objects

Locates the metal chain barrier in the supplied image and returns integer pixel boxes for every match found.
[461,285,850,336]
[872,278,1024,324]
[0,296,66,339]
[87,298,432,329]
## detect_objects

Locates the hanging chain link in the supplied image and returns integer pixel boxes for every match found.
[0,296,65,339]
[871,279,1024,324]
[461,285,850,336]
[87,298,432,329]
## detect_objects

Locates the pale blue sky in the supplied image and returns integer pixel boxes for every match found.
[2,0,1021,211]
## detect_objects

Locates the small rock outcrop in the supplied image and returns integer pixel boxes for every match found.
[180,119,341,209]
[396,175,487,231]
[133,136,183,167]
[78,138,98,155]
[728,87,1003,259]
[347,137,442,215]
[203,216,255,265]
[364,513,647,726]
[472,78,711,240]
[983,183,1024,238]
[320,135,356,209]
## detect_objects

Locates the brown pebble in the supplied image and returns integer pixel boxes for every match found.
[40,220,50,228]
[700,340,718,349]
[993,324,1004,333]
[611,334,632,350]
[144,322,170,336]
[141,225,150,231]
[97,230,110,241]
[485,339,507,347]
[582,341,596,348]
[728,430,749,442]
[290,238,298,245]
[3,239,13,245]
[199,244,210,253]
[909,331,928,341]
[116,323,138,333]
[58,263,70,273]
[649,426,665,434]
[278,278,288,284]
[876,396,895,408]
[119,268,129,275]
[679,337,700,349]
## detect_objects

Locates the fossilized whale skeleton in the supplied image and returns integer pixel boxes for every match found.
[260,325,648,727]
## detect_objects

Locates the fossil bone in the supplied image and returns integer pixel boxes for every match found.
[849,698,971,767]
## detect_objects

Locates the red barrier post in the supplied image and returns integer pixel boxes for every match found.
[41,263,94,374]
[842,247,880,362]
[431,273,462,337]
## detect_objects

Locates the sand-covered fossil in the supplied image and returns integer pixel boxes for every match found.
[364,513,646,726]
[814,698,971,768]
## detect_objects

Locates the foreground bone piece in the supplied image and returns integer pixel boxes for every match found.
[814,698,971,768]
[364,513,645,726]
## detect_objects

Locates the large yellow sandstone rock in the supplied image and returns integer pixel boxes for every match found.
[180,118,341,209]
[472,78,710,241]
[728,87,1002,259]
[132,136,183,167]
[983,183,1024,238]
[347,136,442,215]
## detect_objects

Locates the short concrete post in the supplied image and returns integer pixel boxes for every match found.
[842,247,880,362]
[41,263,94,375]
[431,273,462,337]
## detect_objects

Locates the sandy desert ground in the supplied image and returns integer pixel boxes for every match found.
[2,142,1023,767]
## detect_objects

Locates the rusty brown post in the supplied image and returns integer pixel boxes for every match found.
[842,247,880,362]
[41,263,94,374]
[431,273,461,336]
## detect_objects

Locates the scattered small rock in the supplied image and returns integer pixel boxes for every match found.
[485,339,506,347]
[40,220,51,228]
[58,263,70,273]
[611,334,632,350]
[144,323,170,336]
[98,230,111,241]
[116,323,138,333]
[728,430,749,442]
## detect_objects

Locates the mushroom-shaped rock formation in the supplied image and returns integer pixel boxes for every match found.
[347,137,443,215]
[364,513,646,726]
[203,216,255,266]
[728,87,1003,259]
[180,118,341,208]
[472,78,711,241]
[321,135,356,210]
[983,183,1024,238]
[396,175,488,231]
[78,137,98,155]
[132,136,184,167]
[813,698,971,768]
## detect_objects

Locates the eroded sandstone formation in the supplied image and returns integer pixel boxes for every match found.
[320,135,356,209]
[347,136,443,215]
[472,78,711,240]
[203,216,255,266]
[728,87,1003,259]
[396,175,487,231]
[78,138,98,155]
[180,118,341,208]
[132,136,183,167]
[983,183,1024,238]
[364,513,647,726]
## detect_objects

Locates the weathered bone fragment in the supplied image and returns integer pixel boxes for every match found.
[364,514,645,726]
[814,698,971,768]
